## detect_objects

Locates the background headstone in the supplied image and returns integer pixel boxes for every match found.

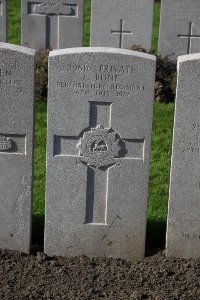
[90,0,154,51]
[167,54,200,258]
[0,0,7,42]
[45,48,156,261]
[0,43,35,254]
[21,0,83,50]
[159,0,200,60]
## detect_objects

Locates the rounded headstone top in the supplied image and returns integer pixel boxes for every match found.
[178,53,200,64]
[49,47,156,61]
[0,42,36,56]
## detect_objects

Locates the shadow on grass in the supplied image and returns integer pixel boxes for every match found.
[146,219,167,254]
[31,214,44,254]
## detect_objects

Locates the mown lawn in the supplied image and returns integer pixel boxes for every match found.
[7,0,174,248]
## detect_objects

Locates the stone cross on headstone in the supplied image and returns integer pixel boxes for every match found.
[30,0,76,49]
[45,48,156,261]
[158,0,200,60]
[111,19,132,49]
[178,22,200,54]
[54,101,144,224]
[90,0,154,51]
[22,0,83,49]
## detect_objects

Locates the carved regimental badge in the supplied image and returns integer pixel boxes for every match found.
[0,135,12,151]
[34,0,73,15]
[77,125,121,168]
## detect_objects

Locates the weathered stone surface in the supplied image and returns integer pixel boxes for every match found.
[167,54,200,258]
[159,0,200,60]
[0,0,7,42]
[90,0,154,51]
[21,0,83,50]
[45,48,156,261]
[0,43,35,254]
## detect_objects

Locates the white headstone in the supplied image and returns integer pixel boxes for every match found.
[21,0,83,50]
[0,0,7,42]
[0,43,35,254]
[90,0,154,51]
[45,47,156,261]
[159,0,200,60]
[167,53,200,258]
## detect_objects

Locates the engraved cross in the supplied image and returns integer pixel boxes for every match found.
[54,101,144,225]
[28,0,77,49]
[111,19,132,48]
[178,22,200,54]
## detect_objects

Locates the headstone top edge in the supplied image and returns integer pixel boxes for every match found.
[0,43,36,56]
[49,47,156,61]
[91,0,155,5]
[178,53,200,64]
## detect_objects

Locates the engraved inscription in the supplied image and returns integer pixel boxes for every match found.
[56,63,145,98]
[182,141,200,154]
[0,135,12,151]
[182,233,200,241]
[0,69,11,76]
[95,0,152,18]
[178,123,200,154]
[164,2,200,19]
[0,60,20,69]
[77,125,121,168]
[192,123,200,130]
[65,63,137,73]
[0,60,22,93]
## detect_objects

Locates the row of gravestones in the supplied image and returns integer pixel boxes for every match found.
[1,0,200,60]
[0,42,200,261]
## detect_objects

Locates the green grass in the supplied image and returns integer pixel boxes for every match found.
[147,103,174,247]
[83,0,91,46]
[8,0,21,45]
[33,102,47,216]
[6,1,175,248]
[152,3,160,52]
[149,103,174,221]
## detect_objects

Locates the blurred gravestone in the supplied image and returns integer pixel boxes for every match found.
[21,0,83,50]
[159,0,200,60]
[45,48,156,261]
[167,53,200,258]
[90,0,154,51]
[0,0,6,42]
[0,43,35,253]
